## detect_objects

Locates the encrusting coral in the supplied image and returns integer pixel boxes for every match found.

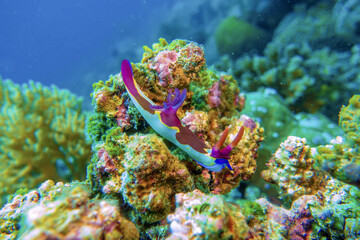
[0,180,75,239]
[166,189,249,240]
[315,94,360,187]
[17,185,139,240]
[262,134,360,239]
[261,136,328,206]
[0,78,92,205]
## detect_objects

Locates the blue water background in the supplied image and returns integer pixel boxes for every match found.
[0,1,173,106]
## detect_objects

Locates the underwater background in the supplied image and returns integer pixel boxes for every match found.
[0,0,359,239]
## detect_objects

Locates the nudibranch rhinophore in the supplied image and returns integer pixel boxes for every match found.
[121,59,245,172]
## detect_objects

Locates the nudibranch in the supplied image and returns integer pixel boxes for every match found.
[121,59,245,172]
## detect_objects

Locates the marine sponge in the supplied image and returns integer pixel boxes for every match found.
[0,78,91,205]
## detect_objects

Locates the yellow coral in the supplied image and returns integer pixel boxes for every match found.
[0,78,91,205]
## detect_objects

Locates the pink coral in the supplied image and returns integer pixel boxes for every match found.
[151,50,179,87]
[97,148,117,173]
[257,195,318,239]
[181,111,208,139]
[166,189,249,240]
[289,195,316,240]
[208,81,222,108]
[115,104,131,130]
[240,115,257,132]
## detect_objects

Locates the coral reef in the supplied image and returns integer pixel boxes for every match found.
[232,42,360,120]
[242,88,343,152]
[261,136,328,206]
[2,29,359,238]
[17,185,139,240]
[0,78,91,205]
[262,134,360,239]
[214,16,268,57]
[315,95,360,187]
[166,189,249,240]
[85,39,263,237]
[0,180,75,239]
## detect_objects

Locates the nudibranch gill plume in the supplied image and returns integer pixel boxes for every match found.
[121,59,244,172]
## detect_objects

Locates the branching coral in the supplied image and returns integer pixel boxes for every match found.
[0,78,91,205]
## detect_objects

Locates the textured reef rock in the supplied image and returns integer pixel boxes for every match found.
[0,78,91,205]
[262,135,360,239]
[0,180,76,239]
[166,189,249,240]
[262,136,328,206]
[315,94,360,187]
[0,180,139,240]
[18,186,139,240]
[86,39,263,235]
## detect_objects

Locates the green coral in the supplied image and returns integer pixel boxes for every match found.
[232,42,359,120]
[0,78,91,205]
[214,17,268,56]
[308,179,360,240]
[315,95,360,187]
[340,94,360,146]
[242,88,343,153]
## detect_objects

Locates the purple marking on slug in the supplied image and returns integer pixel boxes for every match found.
[211,145,232,159]
[151,88,187,127]
[121,60,138,96]
[121,60,154,114]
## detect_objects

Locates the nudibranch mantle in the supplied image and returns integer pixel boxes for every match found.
[121,59,244,172]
